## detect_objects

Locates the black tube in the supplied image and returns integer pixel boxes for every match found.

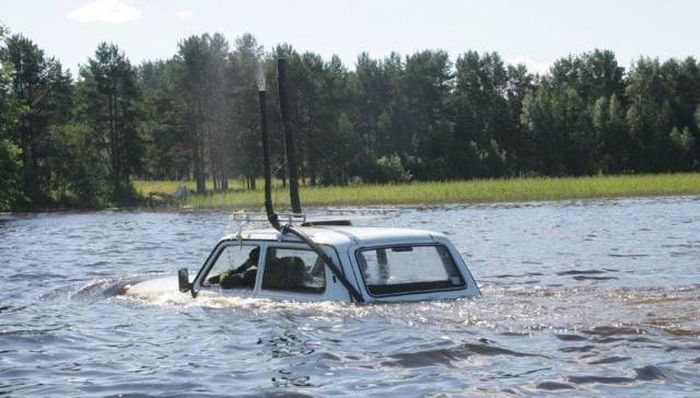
[283,225,365,303]
[277,58,302,214]
[265,61,363,303]
[259,90,280,229]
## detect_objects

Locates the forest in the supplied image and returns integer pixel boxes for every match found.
[1,24,699,210]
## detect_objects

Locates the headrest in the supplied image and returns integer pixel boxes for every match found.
[282,256,305,271]
[264,256,306,289]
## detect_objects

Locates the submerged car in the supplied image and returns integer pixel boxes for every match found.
[128,68,480,304]
[154,223,480,303]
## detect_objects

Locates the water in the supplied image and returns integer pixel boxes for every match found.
[1,196,699,396]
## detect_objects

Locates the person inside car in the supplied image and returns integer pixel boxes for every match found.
[208,247,260,289]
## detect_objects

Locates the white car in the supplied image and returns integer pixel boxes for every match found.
[155,224,480,303]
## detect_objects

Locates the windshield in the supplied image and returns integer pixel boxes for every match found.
[356,244,465,296]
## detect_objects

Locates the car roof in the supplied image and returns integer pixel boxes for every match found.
[222,225,442,247]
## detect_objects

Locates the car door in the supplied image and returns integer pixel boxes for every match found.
[193,241,261,297]
[257,243,350,302]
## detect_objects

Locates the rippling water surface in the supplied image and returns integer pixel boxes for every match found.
[1,197,699,396]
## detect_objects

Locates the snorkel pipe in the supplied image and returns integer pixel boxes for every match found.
[255,59,364,303]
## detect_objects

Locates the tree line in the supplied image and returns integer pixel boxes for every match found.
[1,25,699,210]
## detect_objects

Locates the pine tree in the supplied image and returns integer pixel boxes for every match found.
[78,43,143,202]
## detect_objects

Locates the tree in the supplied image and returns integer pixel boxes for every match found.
[0,24,23,209]
[521,81,594,176]
[315,56,355,185]
[138,60,190,180]
[625,58,675,171]
[593,94,630,173]
[505,64,535,174]
[0,34,73,208]
[549,50,624,102]
[296,51,324,186]
[176,33,233,193]
[48,121,110,207]
[398,50,454,180]
[229,33,263,190]
[0,137,22,209]
[452,51,511,177]
[665,57,700,168]
[349,52,393,173]
[78,42,143,202]
[202,33,231,191]
[669,126,695,169]
[5,25,700,210]
[177,35,209,193]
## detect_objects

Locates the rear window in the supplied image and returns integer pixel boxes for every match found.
[356,245,465,296]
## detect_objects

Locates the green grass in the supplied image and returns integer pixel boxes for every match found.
[134,172,700,210]
[133,178,252,194]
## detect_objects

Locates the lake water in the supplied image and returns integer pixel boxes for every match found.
[1,196,699,396]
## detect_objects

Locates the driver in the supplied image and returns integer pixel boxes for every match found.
[208,247,260,289]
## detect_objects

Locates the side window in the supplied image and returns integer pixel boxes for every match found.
[205,245,260,288]
[262,247,325,294]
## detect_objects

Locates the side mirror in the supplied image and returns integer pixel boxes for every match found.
[178,268,191,293]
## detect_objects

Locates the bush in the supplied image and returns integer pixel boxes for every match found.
[0,138,22,210]
[376,153,412,183]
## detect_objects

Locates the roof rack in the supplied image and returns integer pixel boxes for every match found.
[326,207,400,215]
[227,211,305,241]
[301,219,352,227]
[229,211,306,224]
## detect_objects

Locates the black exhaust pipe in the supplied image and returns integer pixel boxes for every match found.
[277,58,302,214]
[257,61,364,303]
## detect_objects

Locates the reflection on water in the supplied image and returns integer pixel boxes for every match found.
[0,197,699,396]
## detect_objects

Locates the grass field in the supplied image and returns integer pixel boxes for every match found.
[134,173,700,210]
[133,179,252,194]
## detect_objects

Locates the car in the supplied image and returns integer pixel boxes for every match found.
[126,222,480,303]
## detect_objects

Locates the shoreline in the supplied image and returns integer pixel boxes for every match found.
[169,172,700,210]
[3,193,699,215]
[5,173,700,213]
[3,194,699,217]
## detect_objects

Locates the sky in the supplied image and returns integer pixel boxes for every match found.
[1,0,698,75]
